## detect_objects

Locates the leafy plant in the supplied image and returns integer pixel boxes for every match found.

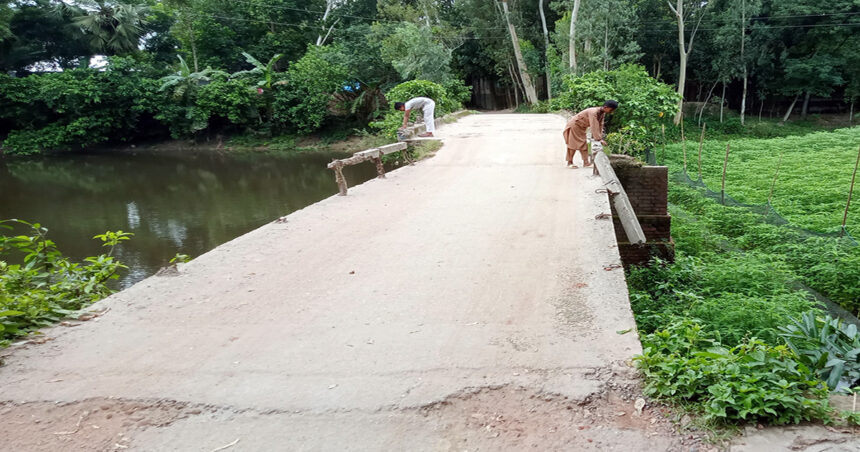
[0,219,131,345]
[158,55,227,99]
[551,64,680,156]
[271,45,349,133]
[636,321,832,424]
[780,311,860,391]
[169,253,190,264]
[370,79,469,139]
[230,51,284,90]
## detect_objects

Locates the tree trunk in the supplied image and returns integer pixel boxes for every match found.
[316,0,334,46]
[699,80,718,124]
[782,93,800,123]
[539,0,552,100]
[758,99,764,122]
[720,81,726,123]
[739,0,747,126]
[569,0,581,73]
[187,15,199,72]
[508,63,522,107]
[603,20,610,71]
[669,0,705,125]
[801,91,811,119]
[672,0,687,125]
[501,0,538,104]
[675,49,687,125]
[851,100,855,123]
[741,67,748,125]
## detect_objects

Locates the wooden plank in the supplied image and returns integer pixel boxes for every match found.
[591,143,647,245]
[378,142,407,154]
[333,162,348,196]
[326,142,408,194]
[327,152,376,169]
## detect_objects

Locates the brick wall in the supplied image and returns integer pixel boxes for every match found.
[608,163,674,267]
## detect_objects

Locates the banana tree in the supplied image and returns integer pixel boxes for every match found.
[158,55,227,99]
[230,52,285,126]
[230,51,284,91]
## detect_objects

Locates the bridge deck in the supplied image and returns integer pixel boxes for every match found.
[0,114,658,450]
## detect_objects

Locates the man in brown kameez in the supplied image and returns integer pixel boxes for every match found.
[562,100,618,168]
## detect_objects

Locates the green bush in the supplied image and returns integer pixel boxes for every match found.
[0,57,161,155]
[370,79,469,139]
[0,220,130,346]
[155,77,263,138]
[636,321,832,424]
[272,45,349,134]
[551,64,680,156]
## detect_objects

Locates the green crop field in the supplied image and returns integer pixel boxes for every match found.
[660,126,860,238]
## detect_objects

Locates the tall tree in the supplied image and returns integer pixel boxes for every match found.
[61,0,150,55]
[569,0,580,73]
[538,0,552,99]
[667,0,707,124]
[316,0,344,46]
[500,0,538,104]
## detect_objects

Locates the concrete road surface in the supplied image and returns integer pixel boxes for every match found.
[0,114,675,451]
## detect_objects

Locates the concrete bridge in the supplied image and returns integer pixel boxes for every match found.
[0,114,685,450]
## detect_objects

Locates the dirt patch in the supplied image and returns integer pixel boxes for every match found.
[0,398,204,451]
[418,385,711,451]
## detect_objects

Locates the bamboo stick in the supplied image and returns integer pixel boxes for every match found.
[768,151,783,205]
[697,122,706,181]
[661,124,667,164]
[681,112,687,173]
[840,145,860,237]
[720,143,730,205]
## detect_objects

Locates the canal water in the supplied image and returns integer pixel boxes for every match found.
[0,149,378,287]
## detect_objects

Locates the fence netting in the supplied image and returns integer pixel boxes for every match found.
[644,148,859,247]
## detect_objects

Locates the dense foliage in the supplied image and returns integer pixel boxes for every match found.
[636,321,832,424]
[1,0,857,154]
[0,220,130,346]
[0,57,160,155]
[551,64,680,154]
[629,124,860,426]
[370,79,471,138]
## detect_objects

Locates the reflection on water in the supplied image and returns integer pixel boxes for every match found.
[0,149,377,287]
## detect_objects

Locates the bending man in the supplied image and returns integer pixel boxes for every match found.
[562,100,618,168]
[395,97,436,138]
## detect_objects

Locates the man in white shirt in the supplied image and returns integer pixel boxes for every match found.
[395,97,436,137]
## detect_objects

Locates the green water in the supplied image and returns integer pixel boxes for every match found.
[0,149,377,287]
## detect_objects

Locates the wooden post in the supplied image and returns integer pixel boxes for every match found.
[661,124,667,164]
[681,113,688,173]
[592,143,647,245]
[841,145,860,237]
[720,143,730,205]
[373,157,385,178]
[768,151,783,205]
[333,162,348,196]
[697,123,706,181]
